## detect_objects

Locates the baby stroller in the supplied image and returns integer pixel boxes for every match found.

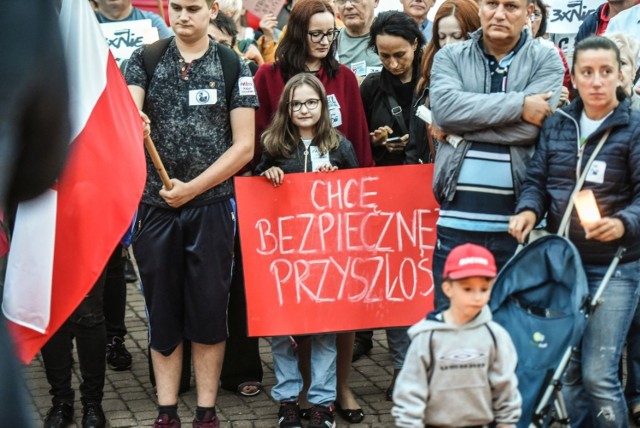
[489,235,625,427]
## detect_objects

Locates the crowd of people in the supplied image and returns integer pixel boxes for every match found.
[3,0,640,426]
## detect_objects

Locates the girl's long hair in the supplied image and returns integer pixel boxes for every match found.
[261,74,340,158]
[274,0,340,80]
[416,0,480,93]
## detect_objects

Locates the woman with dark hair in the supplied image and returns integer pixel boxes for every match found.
[360,11,425,165]
[404,0,480,164]
[252,0,372,171]
[251,0,372,422]
[358,10,425,401]
[510,36,640,427]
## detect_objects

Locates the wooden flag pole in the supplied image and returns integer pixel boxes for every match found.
[144,135,173,190]
[156,0,166,23]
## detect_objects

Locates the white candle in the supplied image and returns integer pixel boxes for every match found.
[574,189,601,225]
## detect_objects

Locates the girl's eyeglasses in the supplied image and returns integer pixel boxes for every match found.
[289,99,321,111]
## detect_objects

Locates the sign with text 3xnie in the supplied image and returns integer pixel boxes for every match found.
[235,165,438,336]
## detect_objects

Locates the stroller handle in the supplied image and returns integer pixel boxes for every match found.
[587,246,626,316]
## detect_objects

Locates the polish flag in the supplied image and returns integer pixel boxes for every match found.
[2,0,146,364]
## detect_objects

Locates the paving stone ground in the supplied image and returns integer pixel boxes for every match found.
[25,281,399,427]
[23,282,640,428]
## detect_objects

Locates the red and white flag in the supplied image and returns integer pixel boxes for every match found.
[2,0,146,364]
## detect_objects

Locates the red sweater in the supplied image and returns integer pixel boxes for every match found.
[251,63,374,170]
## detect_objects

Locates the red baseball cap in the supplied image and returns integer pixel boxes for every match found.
[443,244,497,280]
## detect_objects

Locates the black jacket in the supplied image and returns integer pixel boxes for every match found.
[359,65,419,166]
[516,97,640,264]
[254,136,359,175]
[404,86,432,164]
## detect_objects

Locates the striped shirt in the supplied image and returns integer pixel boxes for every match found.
[438,35,526,232]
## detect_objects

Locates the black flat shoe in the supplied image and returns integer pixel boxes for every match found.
[334,401,364,423]
[44,402,74,428]
[351,340,372,363]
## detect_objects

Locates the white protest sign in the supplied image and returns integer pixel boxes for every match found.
[243,0,285,19]
[547,0,602,35]
[549,33,577,59]
[99,20,159,67]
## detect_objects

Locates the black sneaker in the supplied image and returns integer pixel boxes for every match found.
[308,405,335,428]
[44,402,73,428]
[278,401,302,428]
[107,336,132,370]
[124,259,137,283]
[82,402,106,428]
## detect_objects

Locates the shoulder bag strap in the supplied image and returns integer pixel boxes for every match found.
[558,128,612,237]
[386,94,409,136]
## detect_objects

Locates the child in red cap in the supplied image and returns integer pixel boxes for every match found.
[392,243,522,428]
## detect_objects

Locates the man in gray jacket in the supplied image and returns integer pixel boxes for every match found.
[429,0,564,309]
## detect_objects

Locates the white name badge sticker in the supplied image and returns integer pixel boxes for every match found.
[238,76,256,96]
[310,146,331,169]
[366,66,382,75]
[329,108,342,127]
[586,160,606,184]
[189,89,217,106]
[326,94,342,127]
[326,94,340,110]
[416,105,432,124]
[350,61,366,77]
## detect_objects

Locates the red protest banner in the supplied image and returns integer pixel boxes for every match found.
[235,164,439,336]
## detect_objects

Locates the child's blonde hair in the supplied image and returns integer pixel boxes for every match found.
[261,73,340,158]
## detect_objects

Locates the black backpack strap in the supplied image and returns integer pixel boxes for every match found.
[216,42,241,106]
[141,37,240,106]
[142,37,173,92]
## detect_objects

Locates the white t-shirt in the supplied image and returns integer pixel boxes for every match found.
[579,110,612,146]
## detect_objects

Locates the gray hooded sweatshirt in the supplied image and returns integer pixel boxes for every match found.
[392,306,521,427]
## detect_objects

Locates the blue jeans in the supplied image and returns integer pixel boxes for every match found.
[271,334,336,406]
[626,301,640,414]
[563,260,640,428]
[432,226,518,310]
[386,328,410,369]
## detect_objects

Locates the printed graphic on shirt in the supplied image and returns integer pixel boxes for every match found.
[310,146,331,170]
[586,160,606,184]
[440,349,486,362]
[189,89,217,106]
[238,76,256,96]
[438,349,487,371]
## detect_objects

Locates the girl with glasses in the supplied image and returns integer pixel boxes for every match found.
[252,0,372,423]
[255,74,358,428]
[252,0,372,172]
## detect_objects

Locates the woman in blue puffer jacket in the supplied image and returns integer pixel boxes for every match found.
[509,36,640,428]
